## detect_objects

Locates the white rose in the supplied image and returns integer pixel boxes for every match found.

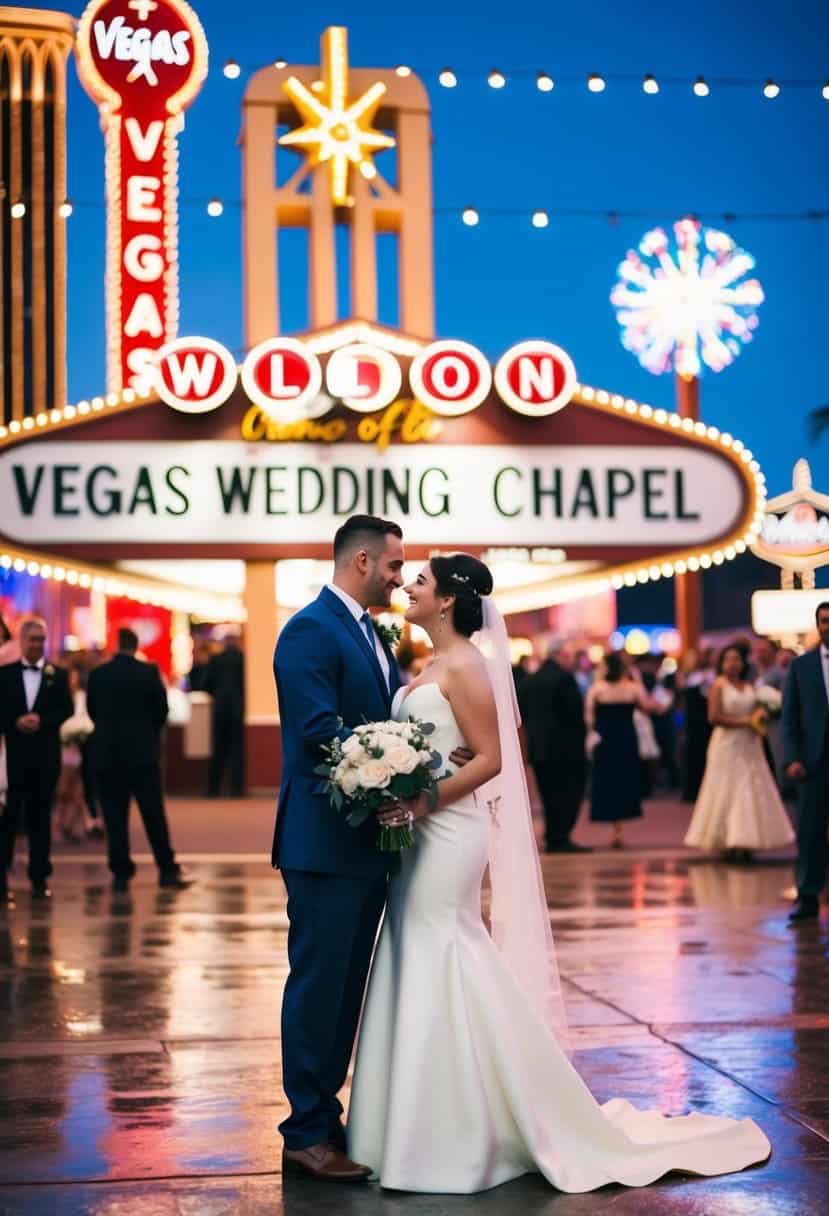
[342,735,363,757]
[357,759,392,789]
[339,765,362,797]
[378,731,404,752]
[385,743,419,774]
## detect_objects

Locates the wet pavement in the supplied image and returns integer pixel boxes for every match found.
[0,803,827,1214]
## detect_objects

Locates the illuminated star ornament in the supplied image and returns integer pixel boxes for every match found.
[611,218,765,377]
[279,27,395,206]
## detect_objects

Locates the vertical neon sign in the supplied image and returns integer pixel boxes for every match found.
[76,0,208,391]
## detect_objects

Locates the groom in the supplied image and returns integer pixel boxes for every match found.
[273,514,406,1181]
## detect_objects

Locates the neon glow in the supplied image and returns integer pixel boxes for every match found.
[611,218,764,377]
[279,27,395,207]
[75,0,208,392]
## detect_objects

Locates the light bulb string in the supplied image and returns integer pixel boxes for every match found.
[221,59,827,93]
[15,197,829,224]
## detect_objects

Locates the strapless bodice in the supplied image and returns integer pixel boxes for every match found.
[720,682,757,716]
[393,683,468,775]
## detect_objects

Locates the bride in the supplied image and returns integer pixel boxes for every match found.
[346,553,770,1194]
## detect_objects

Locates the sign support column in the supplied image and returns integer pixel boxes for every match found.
[243,560,279,789]
[675,372,702,653]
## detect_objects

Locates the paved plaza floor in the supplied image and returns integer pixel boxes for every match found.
[0,797,827,1214]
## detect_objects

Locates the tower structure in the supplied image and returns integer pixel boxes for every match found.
[0,6,73,424]
[241,26,434,347]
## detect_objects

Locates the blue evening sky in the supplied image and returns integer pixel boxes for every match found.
[38,0,829,496]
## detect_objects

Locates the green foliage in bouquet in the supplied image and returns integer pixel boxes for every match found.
[315,716,445,851]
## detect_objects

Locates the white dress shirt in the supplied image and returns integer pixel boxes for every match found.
[821,645,829,705]
[326,584,391,688]
[21,657,45,711]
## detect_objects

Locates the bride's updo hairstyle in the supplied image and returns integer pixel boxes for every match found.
[429,553,494,637]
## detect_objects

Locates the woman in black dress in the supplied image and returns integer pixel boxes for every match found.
[586,653,657,848]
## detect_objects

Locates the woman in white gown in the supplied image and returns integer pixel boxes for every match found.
[684,643,794,861]
[347,555,770,1194]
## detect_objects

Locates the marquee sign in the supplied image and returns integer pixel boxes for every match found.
[0,442,744,549]
[0,318,765,587]
[75,0,208,393]
[151,334,580,422]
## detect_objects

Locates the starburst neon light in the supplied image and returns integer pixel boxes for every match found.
[611,218,764,377]
[278,27,395,206]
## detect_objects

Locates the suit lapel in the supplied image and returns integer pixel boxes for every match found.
[12,662,28,715]
[377,630,402,699]
[811,649,828,710]
[32,670,50,712]
[319,588,390,708]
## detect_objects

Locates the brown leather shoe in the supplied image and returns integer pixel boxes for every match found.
[282,1143,372,1182]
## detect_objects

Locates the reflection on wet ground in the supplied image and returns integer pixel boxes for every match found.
[0,849,826,1213]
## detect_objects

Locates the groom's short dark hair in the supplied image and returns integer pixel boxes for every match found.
[816,602,829,623]
[334,515,403,563]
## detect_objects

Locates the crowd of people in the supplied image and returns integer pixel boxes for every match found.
[507,635,796,846]
[0,615,195,905]
[1,603,826,923]
[511,617,829,922]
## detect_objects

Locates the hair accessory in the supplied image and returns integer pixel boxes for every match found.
[450,571,480,596]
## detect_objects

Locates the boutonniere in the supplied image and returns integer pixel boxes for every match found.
[374,621,403,650]
[44,664,55,679]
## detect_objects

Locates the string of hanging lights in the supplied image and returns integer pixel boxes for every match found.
[219,59,829,101]
[13,198,826,225]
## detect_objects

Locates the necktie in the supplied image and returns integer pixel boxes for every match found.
[22,665,40,672]
[359,612,376,654]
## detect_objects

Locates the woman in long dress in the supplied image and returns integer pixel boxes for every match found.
[685,644,794,862]
[346,554,770,1195]
[585,653,657,848]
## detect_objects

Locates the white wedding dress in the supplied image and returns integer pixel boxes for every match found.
[346,683,770,1194]
[685,682,795,852]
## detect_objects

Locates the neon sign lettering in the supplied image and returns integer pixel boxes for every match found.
[76,0,208,392]
[152,335,580,424]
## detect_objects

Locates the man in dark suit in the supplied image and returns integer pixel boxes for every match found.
[520,641,591,853]
[782,602,829,922]
[205,634,245,797]
[273,515,406,1181]
[87,628,191,893]
[0,617,73,900]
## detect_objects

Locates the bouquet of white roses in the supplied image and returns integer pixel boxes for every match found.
[755,685,783,718]
[315,717,444,851]
[750,684,783,737]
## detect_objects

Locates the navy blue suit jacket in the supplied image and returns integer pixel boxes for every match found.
[272,588,403,876]
[782,648,829,776]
